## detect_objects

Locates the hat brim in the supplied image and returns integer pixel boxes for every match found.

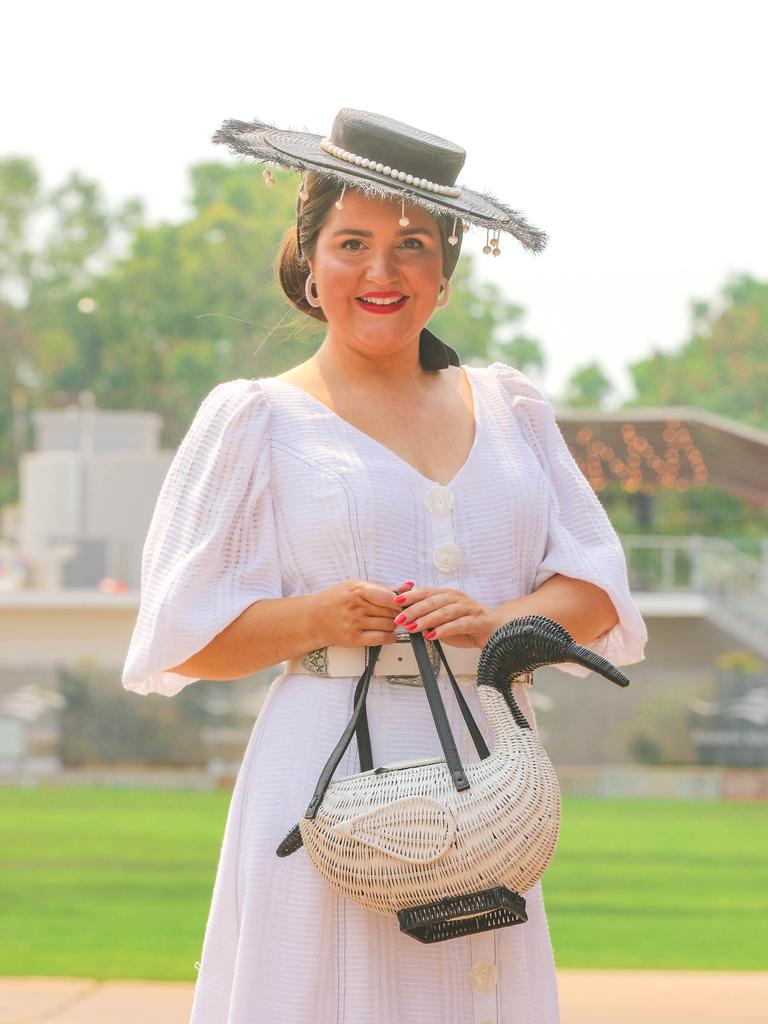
[211,118,547,254]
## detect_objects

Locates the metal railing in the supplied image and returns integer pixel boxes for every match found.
[622,534,768,656]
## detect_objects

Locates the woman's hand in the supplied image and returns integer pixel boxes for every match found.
[308,578,408,648]
[391,585,499,649]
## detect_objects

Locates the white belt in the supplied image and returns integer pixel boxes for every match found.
[284,635,481,685]
[284,635,533,688]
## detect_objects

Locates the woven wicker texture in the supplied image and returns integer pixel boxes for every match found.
[299,710,560,915]
[289,615,629,924]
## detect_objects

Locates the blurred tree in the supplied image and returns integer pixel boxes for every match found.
[0,155,142,307]
[29,171,143,297]
[0,159,42,502]
[0,157,39,303]
[0,301,35,504]
[562,360,614,408]
[502,335,546,377]
[625,273,768,430]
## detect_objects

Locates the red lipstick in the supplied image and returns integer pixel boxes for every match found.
[355,291,409,315]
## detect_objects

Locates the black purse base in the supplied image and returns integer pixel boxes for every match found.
[397,885,528,943]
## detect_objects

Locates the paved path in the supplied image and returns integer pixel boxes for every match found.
[2,971,767,1023]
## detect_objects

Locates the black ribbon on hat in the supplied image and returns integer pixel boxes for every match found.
[420,327,461,369]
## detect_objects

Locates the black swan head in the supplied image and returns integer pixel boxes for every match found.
[477,613,630,692]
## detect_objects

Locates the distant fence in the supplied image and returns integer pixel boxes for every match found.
[557,764,768,800]
[3,764,768,800]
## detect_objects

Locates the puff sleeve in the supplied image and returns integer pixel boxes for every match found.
[121,378,283,697]
[492,361,648,678]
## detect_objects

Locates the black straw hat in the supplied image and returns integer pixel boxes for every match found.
[211,108,547,370]
[212,108,548,255]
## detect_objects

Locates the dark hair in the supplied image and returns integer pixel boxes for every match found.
[276,171,463,322]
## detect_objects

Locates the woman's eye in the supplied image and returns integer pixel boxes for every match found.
[340,237,424,251]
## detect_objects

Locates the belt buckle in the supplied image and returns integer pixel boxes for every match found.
[301,647,329,676]
[386,631,441,687]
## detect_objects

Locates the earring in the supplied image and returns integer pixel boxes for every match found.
[305,272,322,308]
[448,215,459,246]
[436,276,451,308]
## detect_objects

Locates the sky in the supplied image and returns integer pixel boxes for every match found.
[4,0,767,403]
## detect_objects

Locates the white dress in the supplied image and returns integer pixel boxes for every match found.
[122,361,647,1024]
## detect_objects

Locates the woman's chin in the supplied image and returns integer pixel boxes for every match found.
[352,320,420,347]
[348,302,425,335]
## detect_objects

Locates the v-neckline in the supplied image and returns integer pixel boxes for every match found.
[266,365,482,489]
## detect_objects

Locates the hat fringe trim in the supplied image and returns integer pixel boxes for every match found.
[211,119,547,254]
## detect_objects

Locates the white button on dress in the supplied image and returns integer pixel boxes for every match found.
[469,960,498,992]
[424,484,454,516]
[432,541,461,574]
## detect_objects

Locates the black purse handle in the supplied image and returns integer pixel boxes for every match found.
[304,628,490,820]
[354,635,491,773]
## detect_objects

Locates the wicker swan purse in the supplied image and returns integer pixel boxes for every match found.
[276,614,630,943]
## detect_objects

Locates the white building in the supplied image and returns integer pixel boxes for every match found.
[12,396,172,590]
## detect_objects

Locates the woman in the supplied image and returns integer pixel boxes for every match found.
[122,109,647,1024]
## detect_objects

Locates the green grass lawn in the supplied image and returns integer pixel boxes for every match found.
[546,798,767,971]
[0,787,765,979]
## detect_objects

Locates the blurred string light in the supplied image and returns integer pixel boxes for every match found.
[77,296,97,313]
[574,421,709,494]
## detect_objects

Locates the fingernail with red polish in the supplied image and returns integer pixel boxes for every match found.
[394,612,408,625]
[395,594,408,604]
[406,622,419,631]
[424,630,437,639]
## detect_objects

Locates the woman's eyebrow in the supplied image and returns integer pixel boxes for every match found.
[331,227,435,237]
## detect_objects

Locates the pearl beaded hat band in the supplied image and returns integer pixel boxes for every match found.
[211,107,548,257]
[317,137,462,198]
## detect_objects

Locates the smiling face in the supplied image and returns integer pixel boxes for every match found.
[308,189,444,361]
